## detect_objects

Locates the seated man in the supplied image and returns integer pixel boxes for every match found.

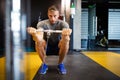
[27,5,72,74]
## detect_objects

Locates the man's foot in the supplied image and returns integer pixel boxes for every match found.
[58,63,67,74]
[39,63,48,74]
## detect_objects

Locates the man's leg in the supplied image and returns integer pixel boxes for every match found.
[32,31,48,74]
[58,35,70,74]
[35,40,48,74]
[35,40,46,63]
[58,35,70,64]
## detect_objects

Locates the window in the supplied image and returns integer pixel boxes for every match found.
[108,9,120,40]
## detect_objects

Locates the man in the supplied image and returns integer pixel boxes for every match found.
[27,5,72,74]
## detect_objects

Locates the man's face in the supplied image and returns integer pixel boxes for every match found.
[48,10,59,24]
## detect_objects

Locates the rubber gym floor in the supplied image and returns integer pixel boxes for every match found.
[0,50,120,80]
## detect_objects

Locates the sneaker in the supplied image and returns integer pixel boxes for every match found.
[58,63,67,74]
[39,63,48,74]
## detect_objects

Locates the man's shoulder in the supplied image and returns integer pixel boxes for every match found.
[37,19,49,28]
[58,19,68,24]
[37,19,49,25]
[38,19,49,23]
[57,20,69,28]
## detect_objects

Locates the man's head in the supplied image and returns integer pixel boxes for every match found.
[48,5,59,24]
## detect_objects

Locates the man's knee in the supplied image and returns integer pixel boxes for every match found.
[58,35,70,49]
[35,40,46,49]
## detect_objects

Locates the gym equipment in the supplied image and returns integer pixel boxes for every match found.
[36,29,62,33]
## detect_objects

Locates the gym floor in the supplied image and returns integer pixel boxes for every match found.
[0,50,120,80]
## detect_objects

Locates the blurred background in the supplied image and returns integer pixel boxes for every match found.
[0,0,120,80]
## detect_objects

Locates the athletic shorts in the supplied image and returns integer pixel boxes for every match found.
[46,41,60,55]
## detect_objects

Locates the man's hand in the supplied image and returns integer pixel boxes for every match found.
[62,28,72,36]
[27,27,44,42]
[27,27,36,35]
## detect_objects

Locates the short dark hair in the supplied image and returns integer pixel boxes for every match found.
[48,5,59,12]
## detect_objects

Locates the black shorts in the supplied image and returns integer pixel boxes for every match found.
[46,41,59,55]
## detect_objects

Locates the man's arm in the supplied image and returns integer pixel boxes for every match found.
[27,27,44,42]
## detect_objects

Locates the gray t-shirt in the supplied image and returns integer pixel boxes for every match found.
[37,19,69,46]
